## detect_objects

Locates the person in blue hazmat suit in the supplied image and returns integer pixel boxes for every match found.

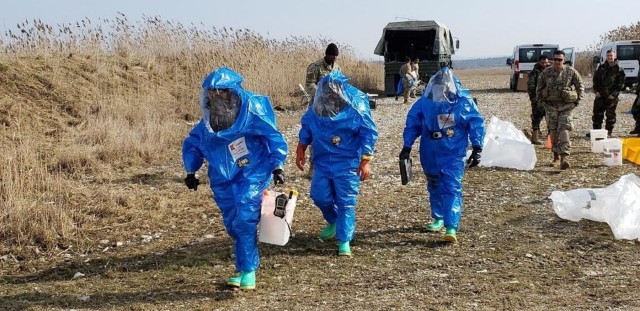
[399,67,485,243]
[182,67,288,290]
[295,70,378,257]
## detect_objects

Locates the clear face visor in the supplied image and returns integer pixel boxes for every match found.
[205,89,241,132]
[425,70,457,103]
[312,81,348,117]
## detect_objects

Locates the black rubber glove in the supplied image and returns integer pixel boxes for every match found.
[272,169,285,185]
[466,146,482,168]
[399,147,411,161]
[184,173,199,191]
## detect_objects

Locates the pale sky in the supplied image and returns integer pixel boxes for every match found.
[2,0,639,59]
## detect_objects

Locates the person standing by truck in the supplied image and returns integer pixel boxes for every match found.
[591,49,625,137]
[399,57,413,104]
[410,57,420,98]
[527,55,551,144]
[536,50,584,170]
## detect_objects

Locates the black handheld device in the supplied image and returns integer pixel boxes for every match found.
[400,158,412,185]
[274,193,288,218]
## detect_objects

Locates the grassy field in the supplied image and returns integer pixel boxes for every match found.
[2,16,640,310]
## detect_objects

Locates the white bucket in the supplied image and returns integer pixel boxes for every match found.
[258,189,298,246]
[602,138,622,166]
[590,129,608,153]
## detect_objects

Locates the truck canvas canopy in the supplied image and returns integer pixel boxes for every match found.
[374,20,455,61]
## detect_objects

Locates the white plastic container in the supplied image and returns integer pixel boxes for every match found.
[602,138,622,166]
[258,189,298,246]
[590,129,608,153]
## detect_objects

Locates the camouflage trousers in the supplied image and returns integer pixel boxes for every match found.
[631,95,640,131]
[530,100,546,131]
[592,96,618,132]
[402,78,412,101]
[544,101,575,156]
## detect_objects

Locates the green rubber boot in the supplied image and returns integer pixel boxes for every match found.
[226,273,241,288]
[425,219,444,232]
[443,228,458,243]
[227,271,256,289]
[338,241,352,257]
[239,271,256,290]
[319,222,337,240]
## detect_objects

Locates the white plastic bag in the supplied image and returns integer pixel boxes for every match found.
[551,174,640,240]
[477,116,537,170]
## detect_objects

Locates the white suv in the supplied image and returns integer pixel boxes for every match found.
[594,40,640,88]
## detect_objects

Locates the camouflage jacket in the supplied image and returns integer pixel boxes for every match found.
[536,65,584,103]
[593,61,625,97]
[400,63,412,81]
[305,58,341,95]
[527,63,545,101]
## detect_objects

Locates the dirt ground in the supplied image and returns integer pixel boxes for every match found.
[1,68,640,310]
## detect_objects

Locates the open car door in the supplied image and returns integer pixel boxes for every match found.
[562,47,576,67]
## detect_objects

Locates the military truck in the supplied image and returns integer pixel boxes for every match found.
[374,20,458,96]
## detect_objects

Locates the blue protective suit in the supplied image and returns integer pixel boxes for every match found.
[182,67,288,272]
[298,71,378,242]
[402,67,485,230]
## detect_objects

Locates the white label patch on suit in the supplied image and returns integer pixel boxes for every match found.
[437,114,456,128]
[228,137,249,162]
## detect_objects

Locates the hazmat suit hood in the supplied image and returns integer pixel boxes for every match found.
[424,67,458,103]
[312,70,353,117]
[199,67,247,133]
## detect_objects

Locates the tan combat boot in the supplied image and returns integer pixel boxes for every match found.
[549,152,559,167]
[530,131,542,145]
[560,155,570,170]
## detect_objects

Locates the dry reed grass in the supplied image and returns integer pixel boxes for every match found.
[0,14,382,252]
[575,21,640,75]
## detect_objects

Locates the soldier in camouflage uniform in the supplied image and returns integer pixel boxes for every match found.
[591,49,625,137]
[527,55,550,144]
[631,62,640,136]
[399,57,413,103]
[304,43,341,176]
[536,50,584,170]
[305,43,341,99]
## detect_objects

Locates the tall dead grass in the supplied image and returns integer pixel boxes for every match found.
[0,15,382,251]
[0,136,73,248]
[575,21,640,75]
